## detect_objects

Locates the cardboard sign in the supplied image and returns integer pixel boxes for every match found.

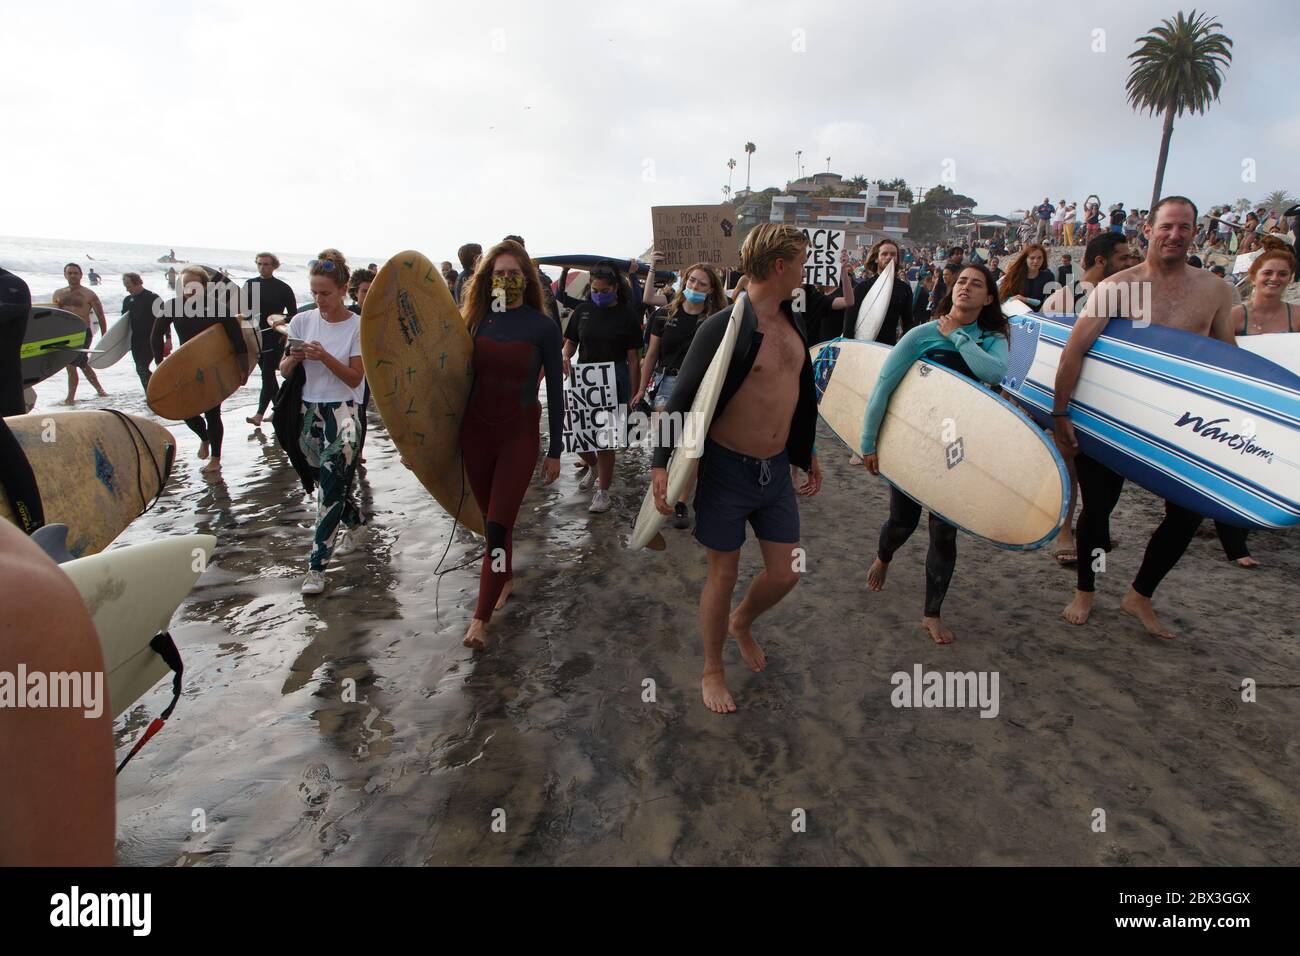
[651,205,740,271]
[801,227,843,287]
[563,362,624,453]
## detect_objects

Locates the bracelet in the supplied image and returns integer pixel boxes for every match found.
[1051,411,1070,418]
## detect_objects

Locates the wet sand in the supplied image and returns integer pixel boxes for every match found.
[29,360,1300,867]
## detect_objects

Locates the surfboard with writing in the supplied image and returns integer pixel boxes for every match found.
[1003,313,1300,529]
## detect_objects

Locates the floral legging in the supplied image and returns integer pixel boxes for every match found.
[300,399,361,570]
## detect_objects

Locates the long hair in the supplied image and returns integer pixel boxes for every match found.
[460,239,545,336]
[864,238,901,276]
[937,264,1008,339]
[997,243,1048,302]
[667,262,726,317]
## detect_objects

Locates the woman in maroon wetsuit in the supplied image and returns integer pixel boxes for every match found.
[458,239,564,650]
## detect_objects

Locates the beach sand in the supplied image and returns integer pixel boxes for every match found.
[34,357,1296,868]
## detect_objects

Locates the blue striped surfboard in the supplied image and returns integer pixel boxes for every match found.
[1002,314,1300,530]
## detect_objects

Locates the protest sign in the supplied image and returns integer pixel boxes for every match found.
[651,205,741,271]
[563,362,624,453]
[801,227,844,286]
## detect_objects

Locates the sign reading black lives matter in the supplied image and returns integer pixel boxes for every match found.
[801,227,843,287]
[650,205,741,271]
[563,363,625,453]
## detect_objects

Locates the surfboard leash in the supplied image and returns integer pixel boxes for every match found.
[432,458,482,624]
[115,631,184,774]
[104,409,167,517]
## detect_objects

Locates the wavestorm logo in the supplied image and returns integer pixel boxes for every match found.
[890,665,1000,718]
[50,887,151,936]
[1173,412,1275,462]
[0,665,103,718]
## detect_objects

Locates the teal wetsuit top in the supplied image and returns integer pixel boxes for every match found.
[859,319,1009,456]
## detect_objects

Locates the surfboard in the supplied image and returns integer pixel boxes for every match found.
[854,259,895,340]
[1002,313,1300,529]
[60,534,214,719]
[1,411,177,556]
[21,306,91,386]
[146,320,260,420]
[1001,299,1033,318]
[629,294,745,550]
[89,312,133,369]
[534,254,677,287]
[1237,333,1300,375]
[812,339,1067,549]
[360,250,484,535]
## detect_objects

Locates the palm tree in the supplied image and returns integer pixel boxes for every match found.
[1258,189,1297,216]
[727,158,737,196]
[1126,10,1232,211]
[850,174,870,192]
[744,142,756,191]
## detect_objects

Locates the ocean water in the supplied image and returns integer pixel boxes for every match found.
[0,234,388,313]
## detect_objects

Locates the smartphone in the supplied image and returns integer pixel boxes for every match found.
[287,337,306,352]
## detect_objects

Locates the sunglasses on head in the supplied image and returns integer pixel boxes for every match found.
[308,259,336,272]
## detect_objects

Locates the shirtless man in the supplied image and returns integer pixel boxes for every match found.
[1053,197,1236,639]
[651,224,823,713]
[52,263,108,403]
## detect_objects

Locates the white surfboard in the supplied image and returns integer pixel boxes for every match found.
[812,339,1068,549]
[629,295,745,550]
[854,259,895,340]
[1237,333,1299,375]
[60,534,214,718]
[1003,314,1300,529]
[89,313,133,369]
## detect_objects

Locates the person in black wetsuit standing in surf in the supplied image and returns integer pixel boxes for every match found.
[244,252,297,427]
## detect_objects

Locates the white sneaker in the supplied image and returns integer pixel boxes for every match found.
[334,527,359,556]
[301,570,326,595]
[588,489,611,513]
[578,469,597,492]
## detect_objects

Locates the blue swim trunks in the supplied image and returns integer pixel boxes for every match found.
[693,438,800,552]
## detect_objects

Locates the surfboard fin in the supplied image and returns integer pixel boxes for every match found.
[646,532,667,552]
[31,524,75,565]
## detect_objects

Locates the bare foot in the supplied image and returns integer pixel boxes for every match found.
[921,615,954,644]
[246,414,263,426]
[1233,556,1260,569]
[462,618,487,649]
[1062,590,1094,625]
[728,610,766,672]
[701,668,736,714]
[866,558,889,591]
[95,388,108,397]
[494,578,514,611]
[59,398,75,406]
[1121,588,1174,640]
[200,457,221,474]
[197,440,210,460]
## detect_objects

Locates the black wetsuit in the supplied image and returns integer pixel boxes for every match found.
[121,287,161,389]
[1074,308,1211,597]
[151,300,230,458]
[244,275,297,417]
[0,267,31,417]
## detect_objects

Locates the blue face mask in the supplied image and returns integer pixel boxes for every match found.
[682,288,708,304]
[591,290,617,307]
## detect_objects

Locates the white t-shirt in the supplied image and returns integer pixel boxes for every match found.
[1052,205,1068,224]
[289,309,362,403]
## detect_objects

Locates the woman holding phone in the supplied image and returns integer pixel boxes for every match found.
[279,249,366,596]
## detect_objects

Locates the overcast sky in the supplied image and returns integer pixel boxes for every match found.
[4,0,1295,259]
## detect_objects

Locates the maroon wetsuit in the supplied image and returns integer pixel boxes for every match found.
[461,304,565,621]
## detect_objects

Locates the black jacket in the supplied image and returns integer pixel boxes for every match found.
[841,274,912,346]
[272,363,316,494]
[651,294,817,471]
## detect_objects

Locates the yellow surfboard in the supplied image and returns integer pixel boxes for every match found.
[146,321,259,420]
[1,411,176,557]
[360,251,484,536]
